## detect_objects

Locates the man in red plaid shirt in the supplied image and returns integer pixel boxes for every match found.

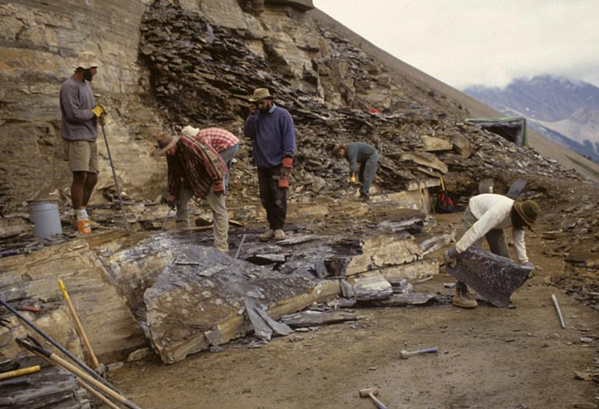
[156,130,229,253]
[182,126,240,192]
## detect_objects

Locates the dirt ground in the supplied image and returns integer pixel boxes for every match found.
[109,208,599,409]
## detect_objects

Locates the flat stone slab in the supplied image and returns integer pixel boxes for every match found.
[144,245,317,364]
[447,247,531,307]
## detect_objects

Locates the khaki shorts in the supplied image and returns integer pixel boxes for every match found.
[63,139,99,173]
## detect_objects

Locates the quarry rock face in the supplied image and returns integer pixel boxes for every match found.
[0,0,586,217]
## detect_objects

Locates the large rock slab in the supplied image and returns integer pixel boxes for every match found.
[144,245,334,364]
[446,247,531,307]
[0,232,146,362]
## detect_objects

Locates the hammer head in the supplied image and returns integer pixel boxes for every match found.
[359,388,379,397]
[399,349,410,359]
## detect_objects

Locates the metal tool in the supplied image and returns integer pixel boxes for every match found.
[234,234,247,259]
[17,336,143,409]
[161,206,172,232]
[551,294,566,328]
[100,123,129,230]
[0,298,112,390]
[400,346,439,359]
[359,388,389,409]
[58,279,104,374]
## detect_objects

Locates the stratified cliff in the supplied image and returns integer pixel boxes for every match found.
[0,0,594,216]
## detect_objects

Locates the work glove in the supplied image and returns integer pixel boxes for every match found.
[350,173,356,183]
[92,105,107,126]
[279,157,293,189]
[443,245,459,268]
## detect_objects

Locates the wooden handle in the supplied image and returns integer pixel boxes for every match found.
[58,280,100,369]
[0,365,40,381]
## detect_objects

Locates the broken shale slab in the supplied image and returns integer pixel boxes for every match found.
[345,271,393,301]
[144,246,337,364]
[281,310,357,327]
[345,236,423,276]
[446,247,531,308]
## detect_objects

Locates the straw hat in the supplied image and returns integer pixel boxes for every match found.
[248,88,273,103]
[155,131,180,155]
[73,51,102,70]
[513,200,540,228]
[181,126,200,137]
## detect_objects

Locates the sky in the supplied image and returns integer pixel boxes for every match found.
[313,0,599,90]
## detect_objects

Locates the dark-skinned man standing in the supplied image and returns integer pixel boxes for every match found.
[243,88,296,241]
[60,51,107,234]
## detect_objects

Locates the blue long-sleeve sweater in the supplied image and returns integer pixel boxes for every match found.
[243,105,296,169]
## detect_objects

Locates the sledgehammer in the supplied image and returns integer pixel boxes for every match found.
[359,388,389,409]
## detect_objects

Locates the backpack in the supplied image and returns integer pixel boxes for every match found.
[435,178,459,213]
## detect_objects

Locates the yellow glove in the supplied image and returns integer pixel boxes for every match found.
[92,105,107,126]
[350,173,356,183]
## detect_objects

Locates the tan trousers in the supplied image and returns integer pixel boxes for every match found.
[176,184,229,252]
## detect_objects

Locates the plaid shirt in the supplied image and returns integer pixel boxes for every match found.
[167,135,227,200]
[198,128,240,152]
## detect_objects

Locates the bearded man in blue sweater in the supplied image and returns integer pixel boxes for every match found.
[244,88,296,241]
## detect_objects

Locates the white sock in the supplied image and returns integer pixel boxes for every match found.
[77,208,88,220]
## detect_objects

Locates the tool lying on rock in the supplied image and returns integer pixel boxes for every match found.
[400,346,439,359]
[359,388,389,409]
[0,364,40,381]
[17,336,144,409]
[0,298,112,389]
[58,279,105,375]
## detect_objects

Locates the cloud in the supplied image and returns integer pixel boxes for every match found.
[314,0,599,89]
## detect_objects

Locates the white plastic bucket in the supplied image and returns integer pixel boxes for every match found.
[29,201,63,239]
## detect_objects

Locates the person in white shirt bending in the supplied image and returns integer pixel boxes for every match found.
[444,193,539,309]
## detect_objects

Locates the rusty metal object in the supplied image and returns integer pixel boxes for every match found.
[446,247,531,307]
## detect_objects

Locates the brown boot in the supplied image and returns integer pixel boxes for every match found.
[453,286,478,309]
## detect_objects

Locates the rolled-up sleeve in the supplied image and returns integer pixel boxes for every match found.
[512,228,528,263]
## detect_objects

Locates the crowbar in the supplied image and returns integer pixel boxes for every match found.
[551,294,566,328]
[161,206,173,232]
[0,298,112,390]
[100,122,129,230]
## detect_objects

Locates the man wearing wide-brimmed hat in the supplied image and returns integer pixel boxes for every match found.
[444,193,540,309]
[60,51,108,234]
[155,130,230,253]
[243,88,296,241]
[181,126,240,192]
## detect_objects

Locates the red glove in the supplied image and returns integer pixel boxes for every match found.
[279,157,293,188]
[282,157,293,173]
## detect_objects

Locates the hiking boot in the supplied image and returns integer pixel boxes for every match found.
[274,229,286,240]
[358,193,370,202]
[453,287,478,309]
[258,230,275,241]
